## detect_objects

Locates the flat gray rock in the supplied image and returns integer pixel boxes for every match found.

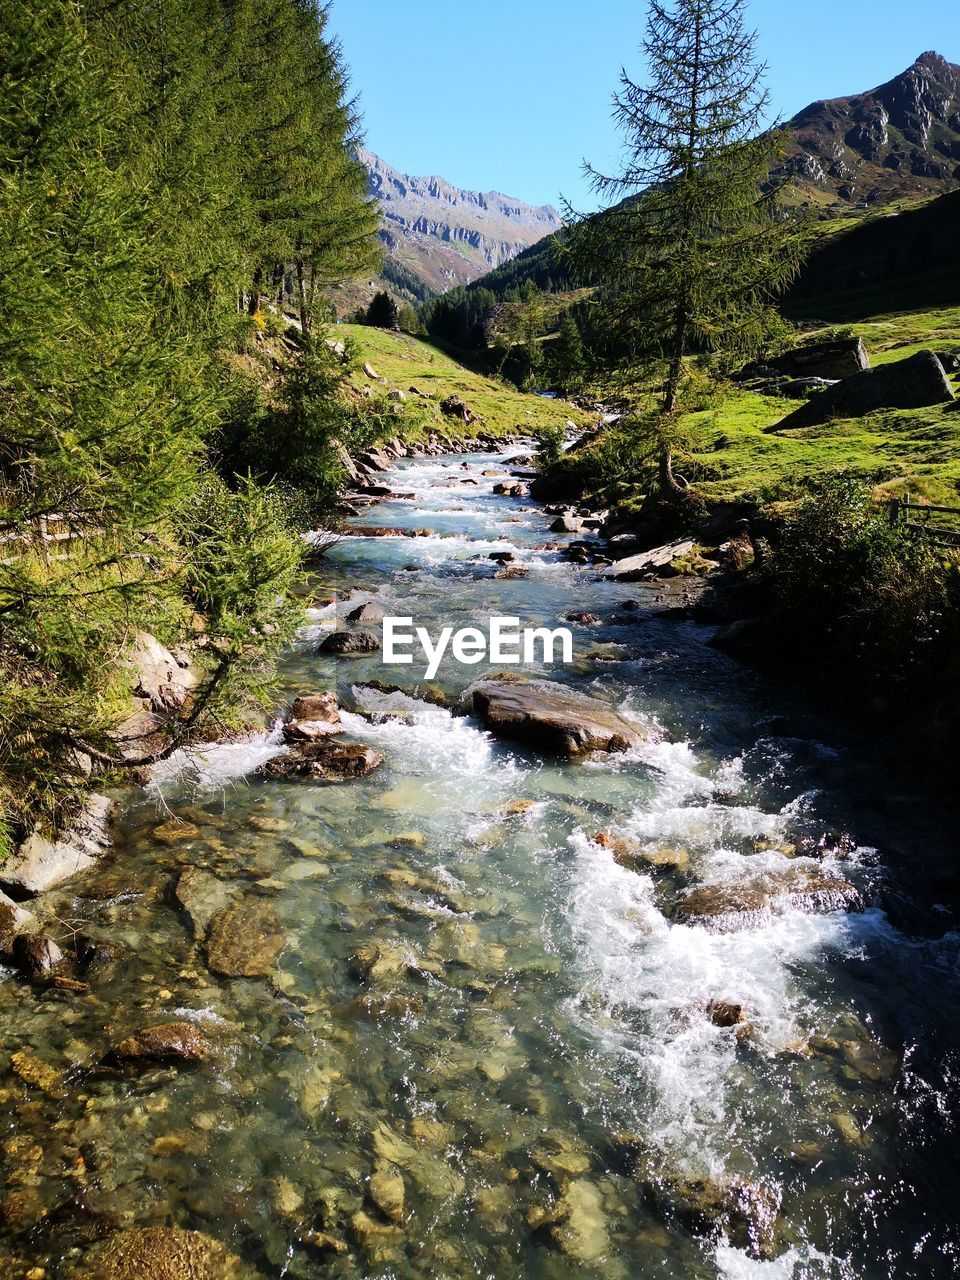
[464,675,644,757]
[602,540,696,581]
[0,795,112,897]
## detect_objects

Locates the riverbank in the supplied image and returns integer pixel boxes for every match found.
[2,444,960,1279]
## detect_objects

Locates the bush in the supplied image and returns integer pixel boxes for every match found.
[534,424,566,466]
[772,477,960,693]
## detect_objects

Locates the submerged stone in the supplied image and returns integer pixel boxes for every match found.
[206,896,284,977]
[369,1162,405,1221]
[109,1022,211,1066]
[80,1226,258,1279]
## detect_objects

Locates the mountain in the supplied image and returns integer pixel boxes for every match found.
[458,53,960,309]
[344,149,561,309]
[780,51,960,206]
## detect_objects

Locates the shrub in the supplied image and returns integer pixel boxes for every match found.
[771,477,960,693]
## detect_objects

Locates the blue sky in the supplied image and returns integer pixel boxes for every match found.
[327,0,957,211]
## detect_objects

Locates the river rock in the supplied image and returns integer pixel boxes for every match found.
[109,1022,211,1065]
[602,540,696,581]
[1,794,113,896]
[259,741,384,781]
[79,1226,258,1279]
[11,933,64,977]
[549,1180,609,1266]
[174,868,234,935]
[206,896,284,977]
[0,892,34,950]
[318,629,380,655]
[369,1162,405,1221]
[550,514,586,533]
[282,691,343,742]
[464,675,644,758]
[647,1174,779,1259]
[346,600,386,624]
[672,867,863,931]
[773,350,955,430]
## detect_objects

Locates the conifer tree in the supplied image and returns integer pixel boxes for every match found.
[570,0,804,494]
[366,291,400,329]
[551,313,588,395]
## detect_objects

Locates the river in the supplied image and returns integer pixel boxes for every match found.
[2,445,960,1278]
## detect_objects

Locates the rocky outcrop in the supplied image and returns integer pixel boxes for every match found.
[463,675,644,757]
[126,630,203,715]
[0,794,112,897]
[80,1226,258,1279]
[772,350,955,430]
[780,52,960,205]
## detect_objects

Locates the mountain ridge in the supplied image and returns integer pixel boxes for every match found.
[354,147,561,308]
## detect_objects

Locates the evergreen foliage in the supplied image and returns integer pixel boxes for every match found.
[366,291,401,329]
[568,0,806,492]
[549,313,588,395]
[0,0,380,845]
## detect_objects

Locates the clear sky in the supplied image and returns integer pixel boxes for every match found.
[327,0,957,212]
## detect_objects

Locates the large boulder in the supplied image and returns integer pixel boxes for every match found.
[463,675,644,757]
[602,540,696,581]
[743,337,869,382]
[772,350,955,430]
[206,896,285,978]
[672,867,863,932]
[79,1226,258,1279]
[1,794,113,897]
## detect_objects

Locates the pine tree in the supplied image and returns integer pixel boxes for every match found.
[551,313,588,395]
[366,291,400,329]
[570,0,805,494]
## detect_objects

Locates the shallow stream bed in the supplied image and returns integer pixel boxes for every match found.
[2,449,959,1279]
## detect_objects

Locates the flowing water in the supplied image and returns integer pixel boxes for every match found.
[3,448,960,1278]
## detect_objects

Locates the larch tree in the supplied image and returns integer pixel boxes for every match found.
[569,0,805,495]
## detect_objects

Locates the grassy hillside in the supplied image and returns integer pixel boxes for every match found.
[677,311,960,506]
[339,324,594,438]
[784,191,960,320]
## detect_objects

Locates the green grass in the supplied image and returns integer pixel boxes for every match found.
[681,391,960,507]
[339,324,594,439]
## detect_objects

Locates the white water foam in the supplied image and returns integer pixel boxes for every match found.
[147,727,285,794]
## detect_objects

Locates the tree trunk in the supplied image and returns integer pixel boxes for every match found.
[248,267,263,317]
[295,257,310,340]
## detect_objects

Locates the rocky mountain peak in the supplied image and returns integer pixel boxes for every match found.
[782,51,960,205]
[357,148,561,302]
